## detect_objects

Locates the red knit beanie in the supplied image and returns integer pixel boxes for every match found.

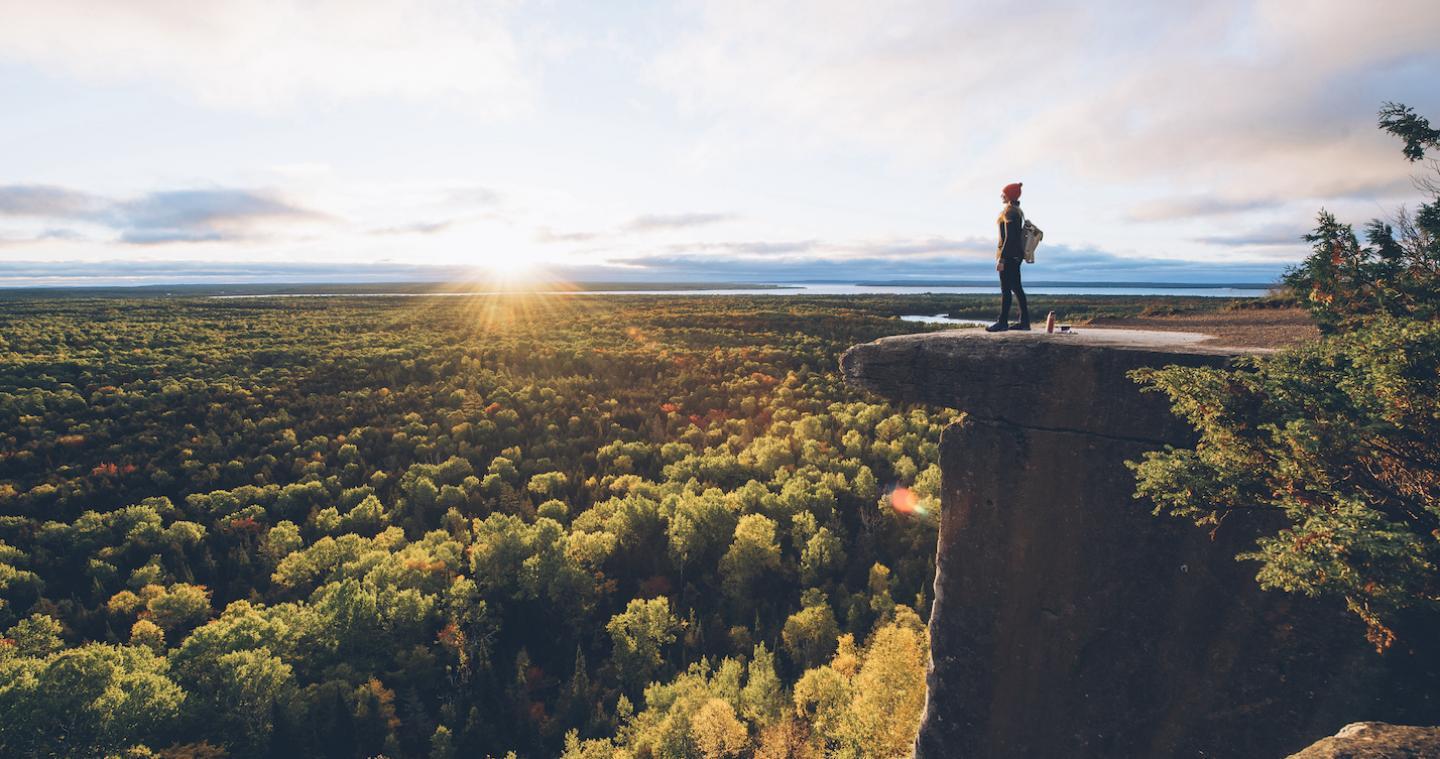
[1002,182,1023,202]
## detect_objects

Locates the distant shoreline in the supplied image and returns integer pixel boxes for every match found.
[0,280,1278,300]
[0,281,798,299]
[852,280,1280,290]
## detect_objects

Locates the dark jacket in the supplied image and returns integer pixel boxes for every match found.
[997,202,1025,261]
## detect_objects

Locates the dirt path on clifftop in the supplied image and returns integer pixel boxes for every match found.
[1083,307,1319,349]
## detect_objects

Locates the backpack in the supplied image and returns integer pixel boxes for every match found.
[1022,219,1043,264]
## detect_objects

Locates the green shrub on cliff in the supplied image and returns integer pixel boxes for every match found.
[1131,317,1440,649]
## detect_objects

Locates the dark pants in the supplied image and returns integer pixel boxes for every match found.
[999,258,1028,324]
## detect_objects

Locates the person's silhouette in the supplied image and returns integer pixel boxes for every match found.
[986,182,1030,332]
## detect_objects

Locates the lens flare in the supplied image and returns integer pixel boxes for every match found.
[888,485,930,518]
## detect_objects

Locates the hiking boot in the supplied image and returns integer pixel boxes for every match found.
[984,321,1009,332]
[1010,321,1032,331]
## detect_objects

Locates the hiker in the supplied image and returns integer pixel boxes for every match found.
[986,182,1030,332]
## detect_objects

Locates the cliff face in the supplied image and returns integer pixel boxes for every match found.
[841,329,1437,759]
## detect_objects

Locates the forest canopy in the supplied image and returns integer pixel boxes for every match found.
[0,293,976,758]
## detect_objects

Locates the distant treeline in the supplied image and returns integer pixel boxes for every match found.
[0,281,791,300]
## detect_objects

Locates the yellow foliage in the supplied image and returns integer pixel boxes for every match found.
[754,717,820,759]
[108,589,143,616]
[837,621,929,757]
[129,618,166,652]
[829,633,860,678]
[690,698,748,758]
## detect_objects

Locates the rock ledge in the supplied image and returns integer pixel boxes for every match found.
[840,328,1253,443]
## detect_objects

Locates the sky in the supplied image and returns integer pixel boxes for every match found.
[1,0,1438,287]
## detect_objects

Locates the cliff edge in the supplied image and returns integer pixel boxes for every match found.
[841,328,1438,759]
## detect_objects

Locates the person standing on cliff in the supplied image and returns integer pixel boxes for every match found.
[986,182,1030,332]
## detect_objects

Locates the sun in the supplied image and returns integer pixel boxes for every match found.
[468,253,539,291]
[486,254,534,279]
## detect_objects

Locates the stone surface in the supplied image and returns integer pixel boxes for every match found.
[840,328,1240,444]
[841,328,1440,759]
[1288,722,1440,758]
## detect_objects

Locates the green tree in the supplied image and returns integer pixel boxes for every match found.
[186,647,296,753]
[740,643,784,725]
[1284,104,1440,331]
[261,521,304,566]
[527,471,569,500]
[4,613,63,657]
[0,643,185,756]
[1132,318,1440,649]
[430,724,457,759]
[720,515,782,606]
[607,597,681,691]
[144,583,212,634]
[1379,101,1440,162]
[129,619,165,653]
[867,563,896,622]
[782,598,841,670]
[799,527,846,586]
[340,494,389,535]
[667,490,739,571]
[793,665,850,742]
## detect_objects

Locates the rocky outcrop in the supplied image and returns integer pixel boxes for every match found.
[841,329,1440,759]
[1290,722,1440,754]
[1288,722,1440,758]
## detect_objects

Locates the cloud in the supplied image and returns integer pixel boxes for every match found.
[1126,196,1285,223]
[673,240,821,256]
[535,227,602,243]
[625,213,736,232]
[109,189,325,244]
[1196,228,1308,248]
[657,236,991,259]
[535,212,738,244]
[0,184,327,245]
[656,1,1440,205]
[370,220,455,237]
[351,184,504,237]
[847,237,990,257]
[444,187,504,207]
[0,185,108,217]
[4,228,91,245]
[0,259,477,287]
[0,1,531,111]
